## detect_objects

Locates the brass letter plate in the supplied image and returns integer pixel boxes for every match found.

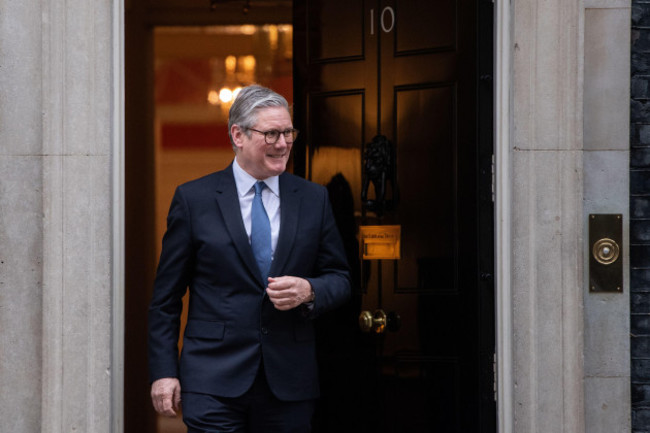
[589,214,623,293]
[360,225,401,260]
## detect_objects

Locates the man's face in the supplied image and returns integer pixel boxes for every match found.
[232,106,293,180]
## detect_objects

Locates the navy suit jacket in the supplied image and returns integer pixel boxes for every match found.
[148,165,351,401]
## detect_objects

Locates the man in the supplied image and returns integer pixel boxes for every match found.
[148,84,351,433]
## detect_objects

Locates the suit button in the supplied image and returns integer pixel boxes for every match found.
[261,327,268,335]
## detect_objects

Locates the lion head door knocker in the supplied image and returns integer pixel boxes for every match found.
[361,135,399,217]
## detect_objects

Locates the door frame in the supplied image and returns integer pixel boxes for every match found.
[112,0,125,432]
[494,0,514,432]
[109,0,515,431]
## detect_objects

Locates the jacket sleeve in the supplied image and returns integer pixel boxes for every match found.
[148,186,194,383]
[305,188,352,318]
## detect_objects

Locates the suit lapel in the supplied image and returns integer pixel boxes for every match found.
[214,165,265,287]
[270,173,301,277]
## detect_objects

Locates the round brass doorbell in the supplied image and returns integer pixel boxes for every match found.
[589,214,623,292]
[592,238,620,265]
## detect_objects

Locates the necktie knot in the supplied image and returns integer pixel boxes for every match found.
[254,181,266,196]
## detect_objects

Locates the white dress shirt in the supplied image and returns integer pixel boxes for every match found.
[232,157,281,260]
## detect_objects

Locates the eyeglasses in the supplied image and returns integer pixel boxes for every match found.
[247,127,299,144]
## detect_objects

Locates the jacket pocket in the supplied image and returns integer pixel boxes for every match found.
[184,320,226,340]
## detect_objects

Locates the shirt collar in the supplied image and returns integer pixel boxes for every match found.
[232,157,280,198]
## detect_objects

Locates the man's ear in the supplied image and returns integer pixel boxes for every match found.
[231,125,244,149]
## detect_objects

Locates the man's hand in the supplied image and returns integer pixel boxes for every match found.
[151,377,181,417]
[266,276,314,310]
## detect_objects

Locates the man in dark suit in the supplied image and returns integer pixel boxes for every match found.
[148,85,351,433]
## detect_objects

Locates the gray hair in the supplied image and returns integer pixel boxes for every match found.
[228,85,290,149]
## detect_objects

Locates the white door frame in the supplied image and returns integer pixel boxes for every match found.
[494,0,513,432]
[111,0,125,431]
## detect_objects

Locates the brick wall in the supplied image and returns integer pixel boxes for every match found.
[632,3,650,431]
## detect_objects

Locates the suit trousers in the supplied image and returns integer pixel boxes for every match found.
[182,364,315,433]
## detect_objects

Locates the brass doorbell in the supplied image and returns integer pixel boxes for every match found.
[589,214,623,293]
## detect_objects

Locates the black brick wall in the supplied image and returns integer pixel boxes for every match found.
[632,3,650,431]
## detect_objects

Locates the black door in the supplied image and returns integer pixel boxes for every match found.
[293,0,495,431]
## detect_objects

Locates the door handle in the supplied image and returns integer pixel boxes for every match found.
[359,309,401,333]
[359,309,386,333]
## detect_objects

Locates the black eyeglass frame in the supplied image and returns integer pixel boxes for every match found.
[247,127,299,144]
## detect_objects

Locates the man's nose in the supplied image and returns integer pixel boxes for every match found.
[273,134,289,147]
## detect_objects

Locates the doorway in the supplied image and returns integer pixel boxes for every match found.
[154,23,294,433]
[124,3,294,432]
[125,1,495,432]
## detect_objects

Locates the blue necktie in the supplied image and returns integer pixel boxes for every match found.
[251,181,272,281]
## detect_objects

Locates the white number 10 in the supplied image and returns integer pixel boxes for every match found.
[370,6,395,35]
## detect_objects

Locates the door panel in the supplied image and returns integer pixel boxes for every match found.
[294,0,494,431]
[309,92,365,199]
[385,357,460,431]
[394,85,456,291]
[394,1,456,53]
[308,1,365,61]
